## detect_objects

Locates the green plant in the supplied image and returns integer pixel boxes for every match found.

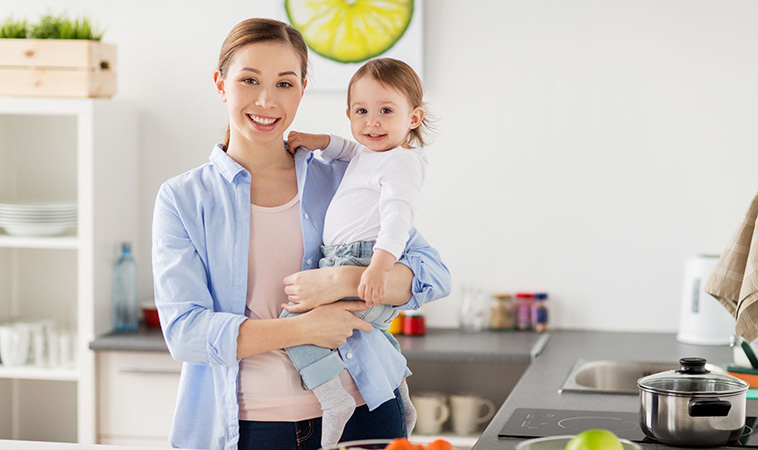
[1,13,104,40]
[0,17,28,39]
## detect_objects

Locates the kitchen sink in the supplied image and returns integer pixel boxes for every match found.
[559,359,723,395]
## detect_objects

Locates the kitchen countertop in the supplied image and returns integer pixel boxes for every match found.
[473,330,746,450]
[89,327,551,361]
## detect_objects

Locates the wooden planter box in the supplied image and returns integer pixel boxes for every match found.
[0,39,117,98]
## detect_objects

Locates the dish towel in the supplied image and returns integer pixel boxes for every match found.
[705,193,758,341]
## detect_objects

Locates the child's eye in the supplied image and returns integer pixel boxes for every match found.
[381,107,392,114]
[356,108,368,114]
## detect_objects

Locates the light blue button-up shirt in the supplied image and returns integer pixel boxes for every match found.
[152,145,451,450]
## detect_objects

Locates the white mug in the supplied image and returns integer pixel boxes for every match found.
[411,391,450,435]
[449,393,496,435]
[0,323,32,366]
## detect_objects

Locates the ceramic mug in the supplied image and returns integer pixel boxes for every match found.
[0,323,32,366]
[411,391,450,435]
[449,393,496,435]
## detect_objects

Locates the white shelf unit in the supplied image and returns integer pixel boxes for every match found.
[0,97,138,444]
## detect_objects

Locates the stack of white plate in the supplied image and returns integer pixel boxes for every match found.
[0,202,77,237]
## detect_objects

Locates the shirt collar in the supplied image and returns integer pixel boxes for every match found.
[209,144,248,183]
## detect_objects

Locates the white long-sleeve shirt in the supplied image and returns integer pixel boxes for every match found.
[321,135,427,259]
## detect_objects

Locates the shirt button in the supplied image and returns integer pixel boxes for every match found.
[304,213,310,219]
[306,259,313,265]
[346,353,353,359]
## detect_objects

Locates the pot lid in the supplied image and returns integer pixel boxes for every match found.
[637,357,749,396]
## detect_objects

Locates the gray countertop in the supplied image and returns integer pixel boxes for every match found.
[474,330,746,450]
[89,327,168,352]
[89,327,549,360]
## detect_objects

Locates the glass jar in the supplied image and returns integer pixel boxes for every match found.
[489,292,515,331]
[515,292,534,331]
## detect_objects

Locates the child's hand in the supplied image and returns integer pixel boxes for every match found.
[358,265,390,307]
[286,131,330,154]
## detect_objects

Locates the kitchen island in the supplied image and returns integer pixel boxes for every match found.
[474,330,743,450]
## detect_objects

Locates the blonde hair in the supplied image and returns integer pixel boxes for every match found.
[216,18,308,148]
[347,58,432,147]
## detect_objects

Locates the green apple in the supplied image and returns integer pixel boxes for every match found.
[565,429,623,450]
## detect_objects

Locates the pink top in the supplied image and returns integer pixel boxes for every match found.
[237,196,365,421]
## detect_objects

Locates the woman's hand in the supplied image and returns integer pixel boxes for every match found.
[300,301,373,349]
[286,131,331,154]
[282,265,364,313]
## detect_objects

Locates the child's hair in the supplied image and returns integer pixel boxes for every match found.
[347,58,433,148]
[216,18,309,148]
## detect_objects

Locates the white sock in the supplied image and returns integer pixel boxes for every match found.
[398,381,417,436]
[313,375,356,448]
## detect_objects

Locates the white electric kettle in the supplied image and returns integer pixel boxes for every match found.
[676,254,735,345]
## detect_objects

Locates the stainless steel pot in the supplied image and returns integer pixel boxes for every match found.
[637,357,748,447]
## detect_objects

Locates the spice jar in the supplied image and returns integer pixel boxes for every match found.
[515,292,534,330]
[489,292,515,331]
[533,293,549,332]
[387,312,404,335]
[403,310,426,335]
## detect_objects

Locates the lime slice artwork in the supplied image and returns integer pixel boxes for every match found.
[285,0,414,64]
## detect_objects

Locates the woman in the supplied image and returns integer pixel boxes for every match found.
[152,18,450,450]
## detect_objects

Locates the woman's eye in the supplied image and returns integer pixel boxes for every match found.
[278,81,293,88]
[242,78,258,85]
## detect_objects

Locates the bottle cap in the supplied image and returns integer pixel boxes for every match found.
[515,292,534,299]
[534,293,548,300]
[492,292,512,300]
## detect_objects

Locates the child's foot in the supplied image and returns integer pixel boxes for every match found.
[313,376,356,448]
[398,381,417,435]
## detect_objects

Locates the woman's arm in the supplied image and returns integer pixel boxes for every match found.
[235,300,373,359]
[282,227,450,312]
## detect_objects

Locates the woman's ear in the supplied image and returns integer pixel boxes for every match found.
[301,78,308,96]
[214,71,227,102]
[410,107,424,130]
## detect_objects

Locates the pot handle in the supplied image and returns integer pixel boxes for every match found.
[688,398,732,417]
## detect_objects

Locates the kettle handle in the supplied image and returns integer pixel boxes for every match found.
[688,398,732,417]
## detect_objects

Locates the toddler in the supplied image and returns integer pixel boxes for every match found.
[282,57,432,448]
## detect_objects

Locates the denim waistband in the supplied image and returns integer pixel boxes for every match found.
[321,241,377,259]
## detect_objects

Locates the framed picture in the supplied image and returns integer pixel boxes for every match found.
[278,0,423,92]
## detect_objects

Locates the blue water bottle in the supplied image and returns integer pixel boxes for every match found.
[113,242,139,331]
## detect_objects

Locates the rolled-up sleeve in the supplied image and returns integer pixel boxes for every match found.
[152,183,245,367]
[395,228,452,310]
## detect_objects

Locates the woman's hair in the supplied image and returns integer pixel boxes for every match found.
[346,57,433,147]
[217,18,309,148]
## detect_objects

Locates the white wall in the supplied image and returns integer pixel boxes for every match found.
[4,1,757,332]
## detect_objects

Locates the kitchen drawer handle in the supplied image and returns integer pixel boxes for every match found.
[119,368,181,375]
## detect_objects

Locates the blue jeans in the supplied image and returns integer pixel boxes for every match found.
[281,241,400,390]
[237,388,406,450]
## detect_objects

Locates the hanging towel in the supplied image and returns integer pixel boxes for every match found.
[705,193,758,341]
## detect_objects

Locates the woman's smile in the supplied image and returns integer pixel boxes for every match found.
[247,113,280,130]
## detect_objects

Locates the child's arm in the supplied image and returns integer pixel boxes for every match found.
[358,249,396,306]
[286,131,330,153]
[320,134,364,161]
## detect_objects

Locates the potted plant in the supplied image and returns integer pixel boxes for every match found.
[0,14,116,98]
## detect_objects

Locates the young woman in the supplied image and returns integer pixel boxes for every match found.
[151,18,450,450]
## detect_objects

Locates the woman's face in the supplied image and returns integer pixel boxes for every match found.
[215,42,306,147]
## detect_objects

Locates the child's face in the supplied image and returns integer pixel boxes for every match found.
[214,42,306,147]
[347,77,423,152]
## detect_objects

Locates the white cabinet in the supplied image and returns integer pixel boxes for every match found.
[96,351,180,447]
[0,97,138,443]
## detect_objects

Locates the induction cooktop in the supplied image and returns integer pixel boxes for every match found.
[499,408,758,447]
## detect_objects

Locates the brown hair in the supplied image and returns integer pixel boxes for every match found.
[346,57,433,147]
[216,18,309,148]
